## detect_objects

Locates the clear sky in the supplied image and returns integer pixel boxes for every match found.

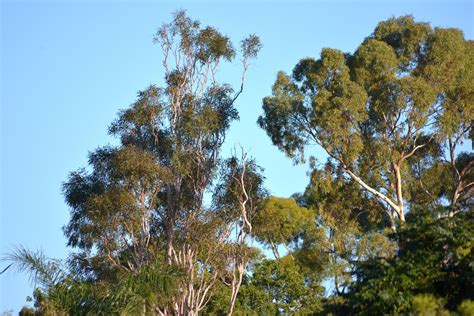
[1,0,473,312]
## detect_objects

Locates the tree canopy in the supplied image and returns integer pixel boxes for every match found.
[3,13,473,316]
[258,15,473,229]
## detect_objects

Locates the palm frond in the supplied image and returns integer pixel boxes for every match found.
[94,260,182,313]
[2,245,66,290]
[0,263,13,275]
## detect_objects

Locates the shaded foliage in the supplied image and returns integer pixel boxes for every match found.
[349,210,474,314]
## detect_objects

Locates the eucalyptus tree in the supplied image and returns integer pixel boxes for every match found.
[61,11,261,315]
[299,162,395,295]
[258,16,473,230]
[212,150,267,315]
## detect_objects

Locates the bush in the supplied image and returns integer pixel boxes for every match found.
[411,294,449,316]
[457,300,474,316]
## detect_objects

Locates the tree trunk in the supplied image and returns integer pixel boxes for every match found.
[228,263,244,316]
[392,161,405,224]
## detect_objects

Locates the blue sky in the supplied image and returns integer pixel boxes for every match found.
[1,0,473,312]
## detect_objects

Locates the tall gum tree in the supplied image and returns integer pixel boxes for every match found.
[258,16,473,231]
[63,11,261,315]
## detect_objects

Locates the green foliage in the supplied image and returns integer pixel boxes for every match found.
[253,257,324,314]
[259,47,368,164]
[259,14,473,229]
[4,10,264,315]
[88,260,181,314]
[3,13,472,316]
[5,248,180,315]
[411,294,450,316]
[240,257,324,314]
[457,300,474,316]
[372,15,431,70]
[203,275,278,315]
[204,256,326,315]
[3,247,66,291]
[18,307,34,316]
[253,196,314,248]
[213,155,267,224]
[348,210,474,314]
[298,163,395,294]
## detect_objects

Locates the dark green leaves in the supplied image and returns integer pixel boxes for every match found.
[349,210,474,314]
